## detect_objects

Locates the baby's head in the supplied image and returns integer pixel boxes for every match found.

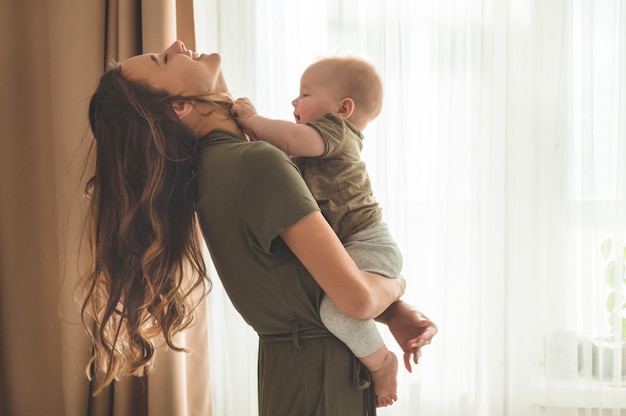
[301,55,383,130]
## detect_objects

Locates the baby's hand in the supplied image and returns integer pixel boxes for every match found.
[231,97,259,141]
[231,97,258,123]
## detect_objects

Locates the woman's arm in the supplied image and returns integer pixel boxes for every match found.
[281,211,405,320]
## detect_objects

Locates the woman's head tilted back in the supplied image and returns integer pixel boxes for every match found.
[82,41,227,394]
[122,40,228,100]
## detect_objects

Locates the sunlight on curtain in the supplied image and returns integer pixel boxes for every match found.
[195,0,626,414]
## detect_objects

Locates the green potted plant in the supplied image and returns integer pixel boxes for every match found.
[592,237,626,380]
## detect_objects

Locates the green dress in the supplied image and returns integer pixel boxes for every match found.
[195,130,376,415]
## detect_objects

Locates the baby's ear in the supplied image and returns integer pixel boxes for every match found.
[172,101,194,119]
[337,97,355,118]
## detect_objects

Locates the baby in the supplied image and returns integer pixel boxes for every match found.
[232,55,405,407]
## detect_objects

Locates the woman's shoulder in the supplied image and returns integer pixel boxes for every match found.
[240,141,293,166]
[200,131,290,164]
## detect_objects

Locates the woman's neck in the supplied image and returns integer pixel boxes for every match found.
[193,109,245,138]
[205,117,244,137]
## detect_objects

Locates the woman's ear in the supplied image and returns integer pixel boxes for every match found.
[172,101,194,120]
[337,98,355,119]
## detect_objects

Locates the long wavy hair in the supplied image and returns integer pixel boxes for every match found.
[82,64,218,395]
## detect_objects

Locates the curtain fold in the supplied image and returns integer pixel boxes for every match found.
[0,0,210,415]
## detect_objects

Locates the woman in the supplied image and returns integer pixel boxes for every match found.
[83,40,436,415]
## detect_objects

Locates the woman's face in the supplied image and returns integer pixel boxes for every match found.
[122,40,227,97]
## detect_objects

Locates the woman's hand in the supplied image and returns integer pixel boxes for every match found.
[377,301,437,372]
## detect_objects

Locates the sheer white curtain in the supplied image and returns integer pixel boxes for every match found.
[194,0,626,414]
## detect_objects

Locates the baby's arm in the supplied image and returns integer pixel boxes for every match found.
[231,97,326,157]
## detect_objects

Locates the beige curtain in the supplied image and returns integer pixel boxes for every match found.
[0,1,210,415]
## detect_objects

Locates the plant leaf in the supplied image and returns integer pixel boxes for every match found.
[601,238,613,260]
[605,260,616,287]
[607,290,616,313]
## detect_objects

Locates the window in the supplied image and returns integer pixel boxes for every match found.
[196,1,626,413]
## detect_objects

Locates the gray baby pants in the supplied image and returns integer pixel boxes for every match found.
[319,221,403,357]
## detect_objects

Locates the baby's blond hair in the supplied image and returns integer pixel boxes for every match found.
[310,55,383,125]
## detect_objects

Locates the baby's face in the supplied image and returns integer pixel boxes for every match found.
[291,63,343,124]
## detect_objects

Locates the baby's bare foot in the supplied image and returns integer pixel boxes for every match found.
[361,347,399,407]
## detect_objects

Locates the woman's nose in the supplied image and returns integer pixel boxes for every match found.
[166,40,187,55]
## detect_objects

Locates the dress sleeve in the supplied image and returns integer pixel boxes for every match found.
[306,113,362,159]
[237,142,320,253]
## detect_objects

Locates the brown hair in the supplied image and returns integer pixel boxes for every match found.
[81,64,212,394]
[313,55,384,123]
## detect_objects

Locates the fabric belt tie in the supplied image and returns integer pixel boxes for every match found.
[352,355,375,410]
[259,320,333,347]
[259,320,375,406]
[352,356,372,390]
[291,320,303,349]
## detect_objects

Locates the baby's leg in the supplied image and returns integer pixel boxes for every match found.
[320,295,398,407]
[359,344,398,407]
[327,221,403,406]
